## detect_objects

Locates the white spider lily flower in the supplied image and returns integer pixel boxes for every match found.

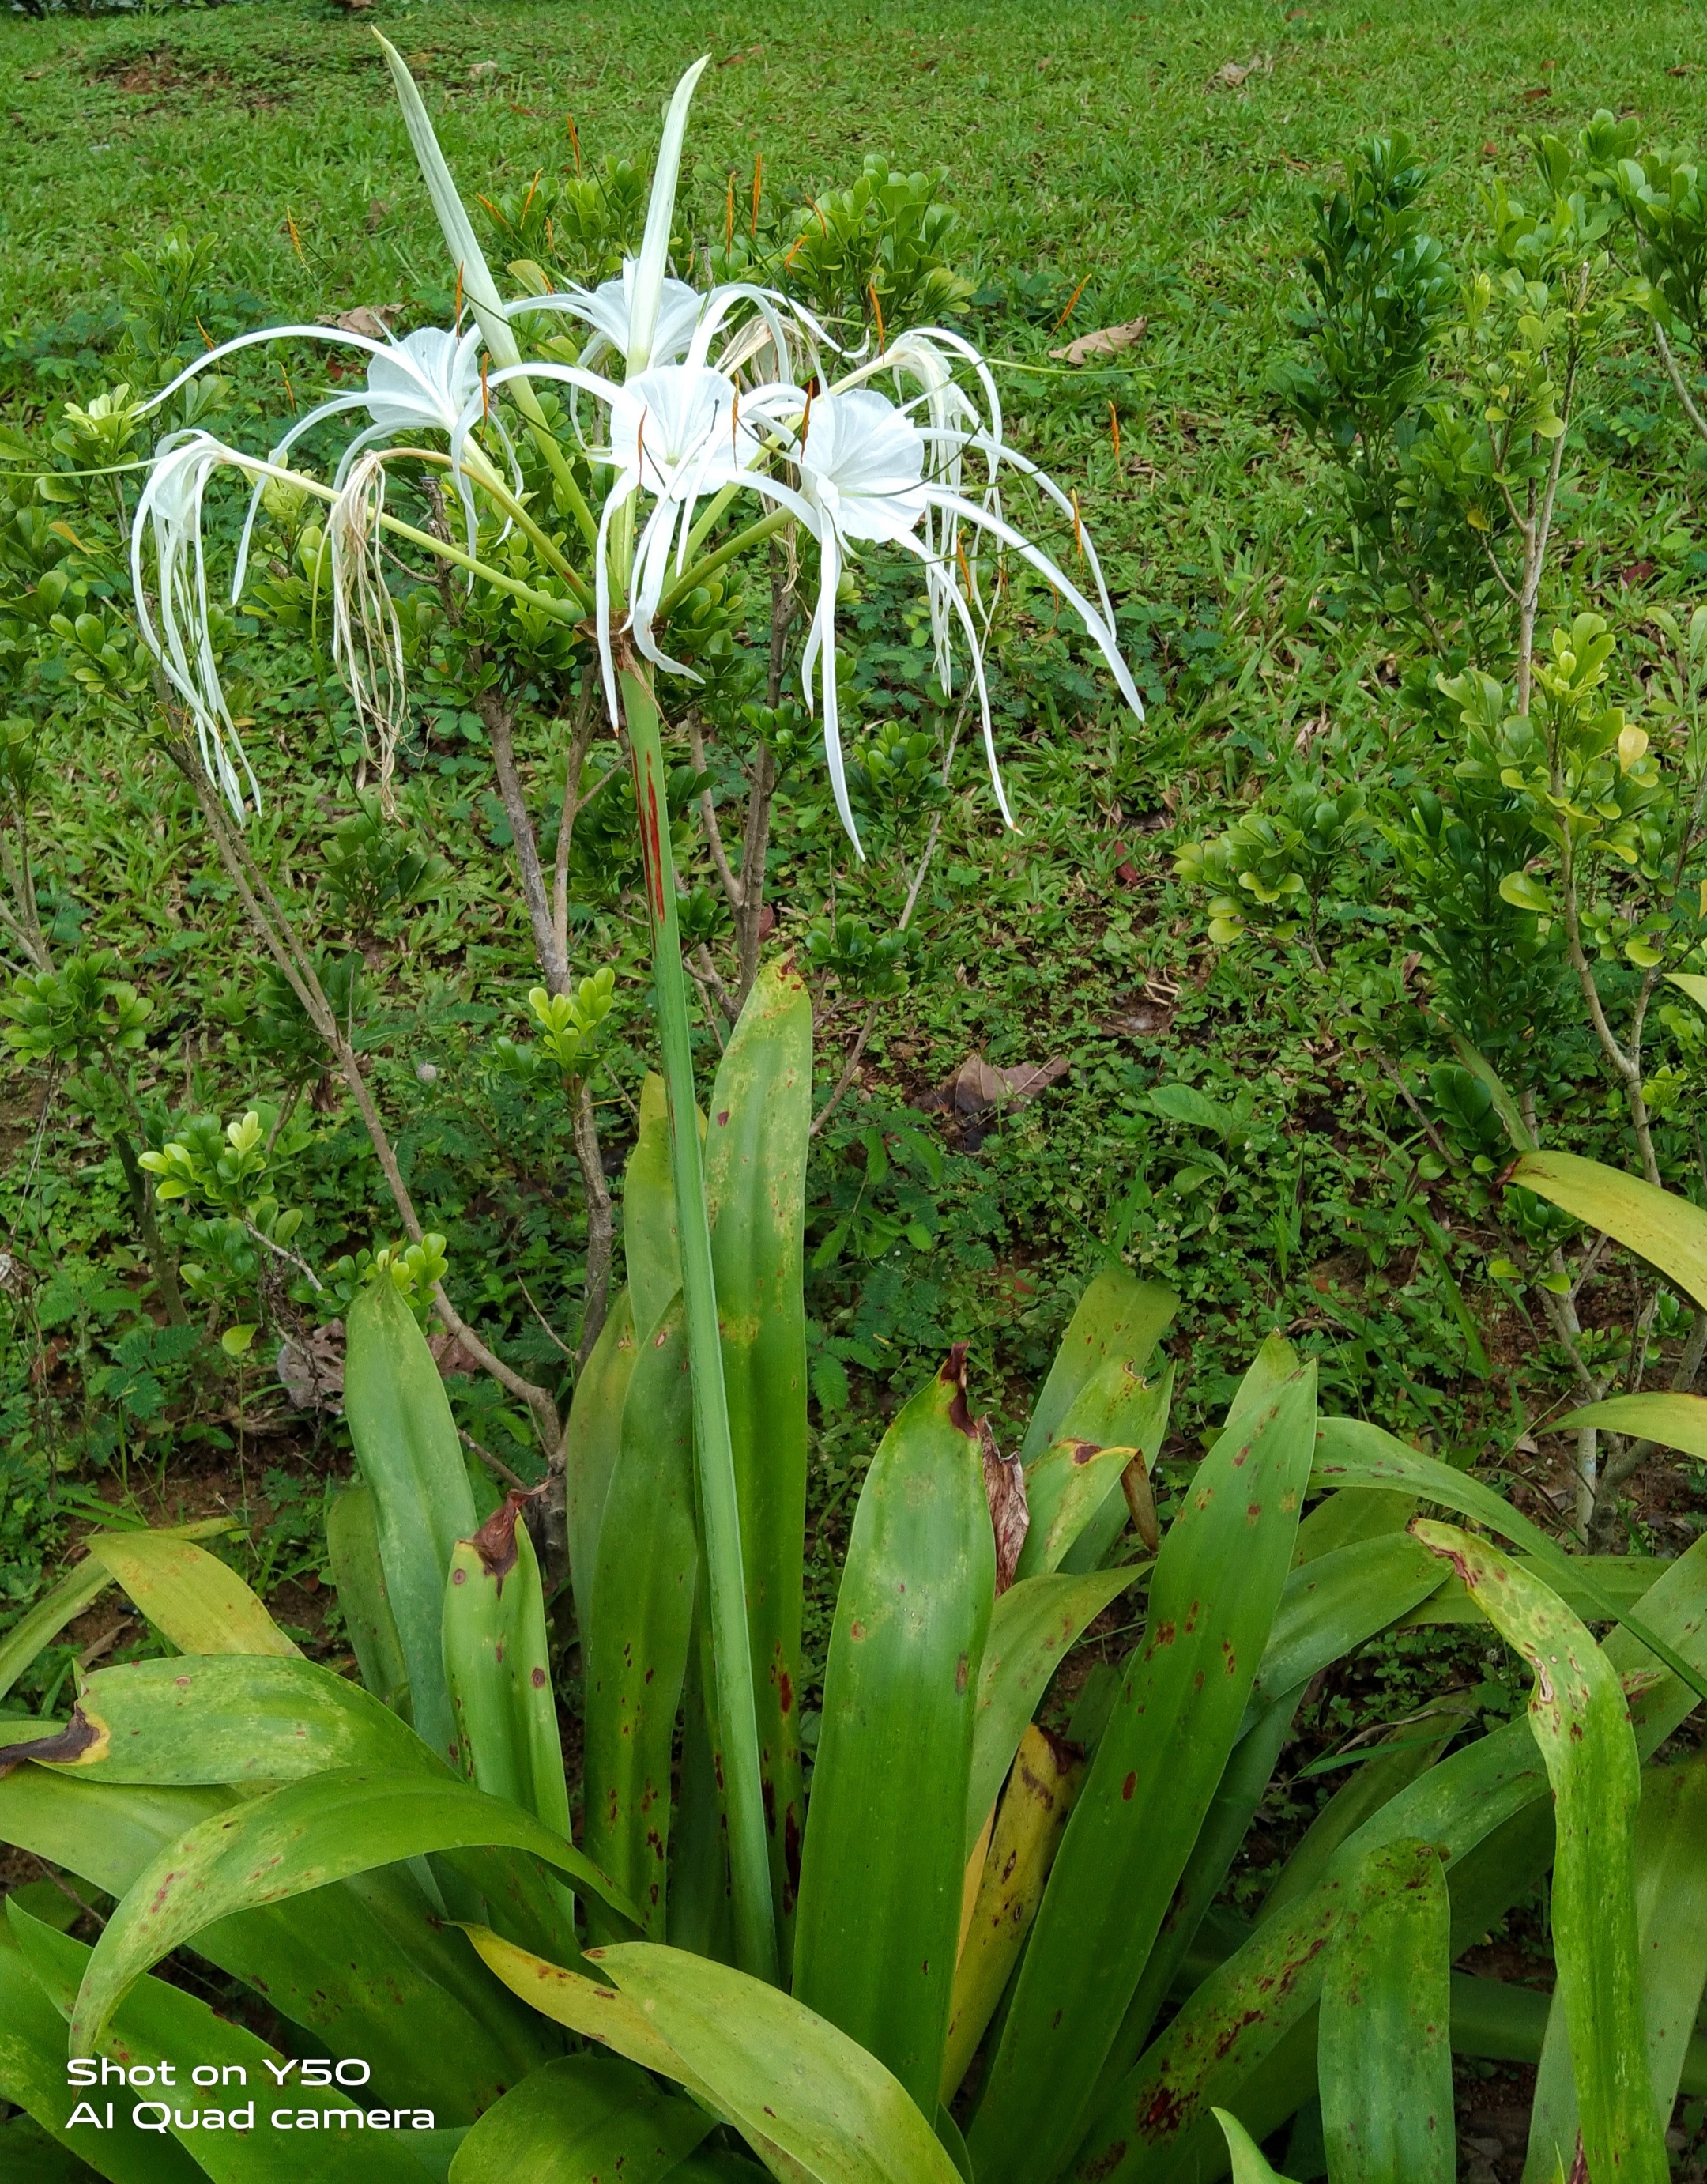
[744,385,1142,858]
[327,454,409,813]
[507,266,707,375]
[130,430,293,815]
[137,319,500,609]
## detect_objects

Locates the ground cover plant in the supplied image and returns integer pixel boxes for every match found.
[8,0,1707,2177]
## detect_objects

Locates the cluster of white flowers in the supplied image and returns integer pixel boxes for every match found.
[128,46,1142,851]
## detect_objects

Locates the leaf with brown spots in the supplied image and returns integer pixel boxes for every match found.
[1411,1523,1666,2184]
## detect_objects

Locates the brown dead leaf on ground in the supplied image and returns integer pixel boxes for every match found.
[333,305,403,341]
[1049,316,1147,366]
[932,1052,1069,1116]
[277,1322,345,1413]
[1210,54,1271,90]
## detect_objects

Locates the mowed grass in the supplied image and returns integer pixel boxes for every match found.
[3,0,1707,1454]
[3,0,1705,492]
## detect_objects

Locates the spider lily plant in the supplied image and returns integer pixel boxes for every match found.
[122,41,1146,1989]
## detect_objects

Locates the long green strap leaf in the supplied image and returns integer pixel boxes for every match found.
[345,1277,479,1770]
[969,1365,1318,2184]
[966,1562,1140,1858]
[0,1767,549,2114]
[82,1533,298,1662]
[1020,1269,1178,1462]
[1513,1149,1707,1310]
[1085,1683,1307,2129]
[11,1904,432,2182]
[1073,1530,1707,2182]
[3,1654,442,1785]
[443,1496,573,1846]
[793,1352,993,2115]
[1245,1531,1445,1714]
[623,664,775,1986]
[70,1766,640,2051]
[1213,2110,1299,2184]
[563,1287,638,1644]
[326,1483,411,1716]
[1558,1389,1707,1457]
[704,959,812,1954]
[446,2054,713,2184]
[1312,1414,1707,1705]
[1524,1755,1707,2180]
[467,1927,963,2183]
[0,1911,205,2184]
[1318,1839,1453,2184]
[0,1518,237,1705]
[584,1295,697,1938]
[1413,1523,1666,2184]
[624,1073,680,1339]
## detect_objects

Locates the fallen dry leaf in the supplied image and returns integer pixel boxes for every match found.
[1049,316,1147,366]
[333,304,403,341]
[1105,999,1175,1039]
[277,1322,346,1413]
[1210,54,1271,90]
[933,1051,1070,1117]
[428,1329,485,1379]
[981,1419,1030,1595]
[1521,85,1552,102]
[469,60,499,78]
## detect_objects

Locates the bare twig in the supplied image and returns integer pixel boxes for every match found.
[459,1425,529,1492]
[1374,1054,1455,1167]
[162,732,564,1465]
[1654,320,1707,443]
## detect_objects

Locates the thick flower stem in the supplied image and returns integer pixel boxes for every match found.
[620,660,779,1988]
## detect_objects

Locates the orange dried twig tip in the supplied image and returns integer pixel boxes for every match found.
[195,317,216,353]
[284,210,303,259]
[278,361,297,413]
[782,232,808,271]
[521,170,541,222]
[726,173,736,255]
[750,153,763,239]
[566,115,582,173]
[867,281,886,355]
[1108,402,1121,459]
[454,265,465,330]
[1071,488,1084,558]
[1053,273,1090,333]
[799,384,815,449]
[480,356,490,422]
[955,535,975,598]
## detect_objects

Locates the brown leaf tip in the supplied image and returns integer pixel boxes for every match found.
[941,1343,974,1434]
[0,1704,105,1777]
[467,1488,537,1590]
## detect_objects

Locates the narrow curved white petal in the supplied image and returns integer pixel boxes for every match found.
[627,58,710,372]
[507,268,707,375]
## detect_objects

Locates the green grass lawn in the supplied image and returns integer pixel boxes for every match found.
[6,0,1707,1497]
